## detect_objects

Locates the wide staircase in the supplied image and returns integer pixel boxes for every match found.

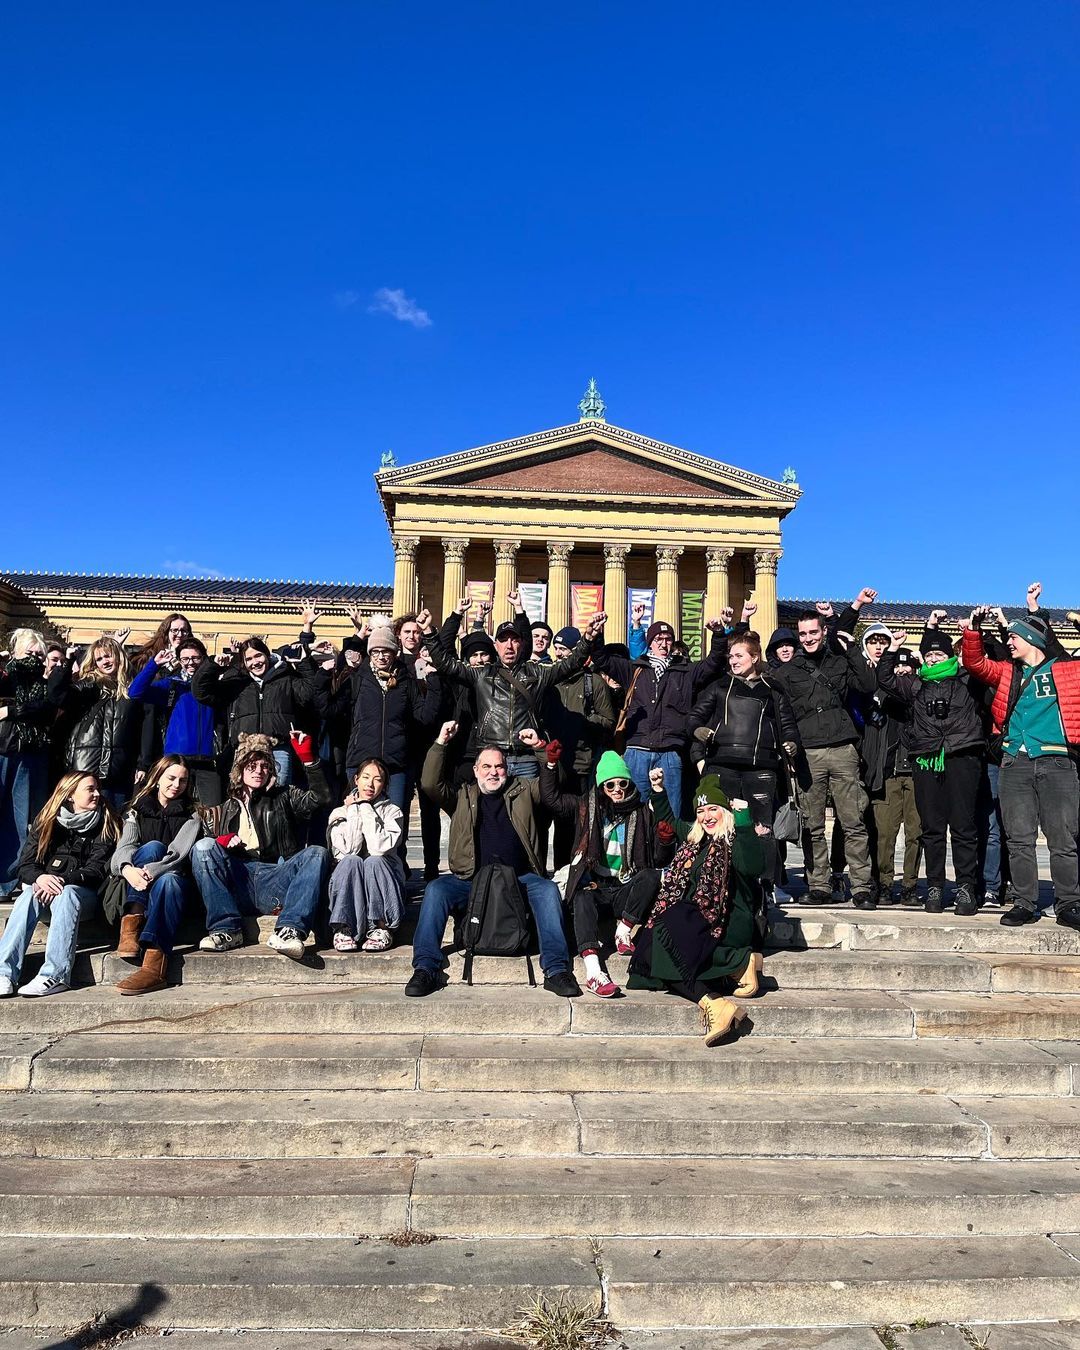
[2,842,1080,1344]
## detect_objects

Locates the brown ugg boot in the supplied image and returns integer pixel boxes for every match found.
[116,946,167,996]
[117,912,144,961]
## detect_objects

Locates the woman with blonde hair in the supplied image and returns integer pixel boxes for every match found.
[62,636,139,806]
[628,767,767,1046]
[109,755,208,994]
[0,770,119,997]
[1,629,64,896]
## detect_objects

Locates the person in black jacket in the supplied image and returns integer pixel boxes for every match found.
[877,630,986,915]
[0,770,120,997]
[190,730,331,959]
[62,637,141,808]
[688,631,799,894]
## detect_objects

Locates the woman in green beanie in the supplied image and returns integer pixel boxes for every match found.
[627,767,766,1045]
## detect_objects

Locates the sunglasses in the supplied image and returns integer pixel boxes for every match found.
[603,778,630,790]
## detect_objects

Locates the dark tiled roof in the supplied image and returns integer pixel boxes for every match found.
[778,598,1079,624]
[1,571,394,605]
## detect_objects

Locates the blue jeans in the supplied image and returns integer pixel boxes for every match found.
[0,881,97,984]
[505,756,539,781]
[272,749,293,786]
[979,761,1003,896]
[191,839,329,938]
[125,840,191,956]
[412,871,570,976]
[625,748,683,818]
[0,752,48,896]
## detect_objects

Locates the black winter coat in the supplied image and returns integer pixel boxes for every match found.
[16,816,114,890]
[877,652,986,760]
[592,629,727,752]
[688,673,799,771]
[0,656,62,756]
[65,683,141,790]
[337,661,441,776]
[767,646,876,749]
[215,760,332,863]
[192,657,324,749]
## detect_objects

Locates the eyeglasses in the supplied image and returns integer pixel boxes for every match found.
[603,778,630,789]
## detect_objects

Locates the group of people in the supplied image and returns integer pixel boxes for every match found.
[0,577,1077,1045]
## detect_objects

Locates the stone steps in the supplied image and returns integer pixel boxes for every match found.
[0,1234,1078,1330]
[2,1155,1078,1240]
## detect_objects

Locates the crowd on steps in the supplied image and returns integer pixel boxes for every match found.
[1,579,1079,1046]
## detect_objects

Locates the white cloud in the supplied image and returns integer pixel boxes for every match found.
[163,560,227,579]
[368,286,433,329]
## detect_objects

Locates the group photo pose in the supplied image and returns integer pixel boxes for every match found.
[1,576,1078,1044]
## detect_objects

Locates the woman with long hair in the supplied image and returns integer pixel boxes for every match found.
[134,614,193,672]
[326,757,406,951]
[0,771,120,997]
[110,755,207,994]
[63,636,140,805]
[628,767,766,1046]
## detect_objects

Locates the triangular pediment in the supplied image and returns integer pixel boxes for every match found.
[376,422,800,505]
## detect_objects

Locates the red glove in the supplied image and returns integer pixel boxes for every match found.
[656,820,676,845]
[215,833,238,849]
[545,739,563,766]
[290,729,318,765]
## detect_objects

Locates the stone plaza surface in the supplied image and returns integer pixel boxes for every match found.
[0,820,1078,1345]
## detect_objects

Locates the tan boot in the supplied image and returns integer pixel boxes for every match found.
[117,912,144,961]
[116,946,167,996]
[732,951,763,999]
[698,994,745,1047]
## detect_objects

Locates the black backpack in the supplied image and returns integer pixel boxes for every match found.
[454,862,536,986]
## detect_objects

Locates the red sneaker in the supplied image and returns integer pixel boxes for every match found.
[615,934,635,956]
[585,974,620,998]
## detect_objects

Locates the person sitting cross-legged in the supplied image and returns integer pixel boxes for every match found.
[404,721,581,998]
[191,730,331,960]
[327,757,406,952]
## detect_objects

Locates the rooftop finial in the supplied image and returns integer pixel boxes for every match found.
[380,448,397,469]
[578,378,606,423]
[781,466,798,485]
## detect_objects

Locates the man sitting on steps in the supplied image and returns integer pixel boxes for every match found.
[405,720,581,999]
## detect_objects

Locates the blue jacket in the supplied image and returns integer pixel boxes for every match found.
[128,661,217,759]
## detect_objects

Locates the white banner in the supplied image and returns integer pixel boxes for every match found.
[518,582,548,627]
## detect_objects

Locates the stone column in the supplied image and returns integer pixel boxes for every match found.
[440,538,469,623]
[754,549,783,642]
[705,546,733,622]
[492,540,520,628]
[655,545,684,628]
[546,542,574,632]
[391,534,420,617]
[603,544,630,644]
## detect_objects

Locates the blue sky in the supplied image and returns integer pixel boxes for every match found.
[2,2,1078,605]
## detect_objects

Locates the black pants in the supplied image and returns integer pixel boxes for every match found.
[713,766,777,882]
[570,869,661,955]
[912,751,981,890]
[553,768,586,871]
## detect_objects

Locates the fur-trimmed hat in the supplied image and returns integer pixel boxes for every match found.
[229,733,277,793]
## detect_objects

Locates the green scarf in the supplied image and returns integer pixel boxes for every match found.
[919,655,958,682]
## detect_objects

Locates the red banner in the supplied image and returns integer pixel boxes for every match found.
[571,583,604,631]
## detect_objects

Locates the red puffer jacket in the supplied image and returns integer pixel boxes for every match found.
[961,629,1080,746]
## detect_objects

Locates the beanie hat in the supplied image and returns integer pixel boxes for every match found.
[1008,615,1050,652]
[367,625,399,654]
[693,775,730,810]
[894,650,920,672]
[460,630,497,661]
[595,750,632,786]
[919,631,953,658]
[531,621,553,638]
[861,622,893,656]
[646,621,676,646]
[553,626,581,648]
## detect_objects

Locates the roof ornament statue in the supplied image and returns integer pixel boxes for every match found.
[781,466,798,485]
[380,448,397,469]
[577,378,606,423]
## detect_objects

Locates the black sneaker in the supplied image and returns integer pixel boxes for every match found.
[404,969,444,997]
[981,890,1000,908]
[899,887,921,909]
[543,970,582,998]
[851,890,877,911]
[800,890,838,907]
[925,886,944,914]
[1056,904,1080,932]
[953,886,978,917]
[1000,905,1038,927]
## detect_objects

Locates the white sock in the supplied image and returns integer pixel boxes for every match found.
[615,921,634,945]
[582,951,603,981]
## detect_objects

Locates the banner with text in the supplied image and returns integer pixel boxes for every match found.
[518,582,548,627]
[465,580,495,632]
[571,583,604,632]
[627,587,656,645]
[680,590,705,659]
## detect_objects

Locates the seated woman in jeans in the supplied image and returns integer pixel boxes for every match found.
[110,755,208,994]
[0,771,120,997]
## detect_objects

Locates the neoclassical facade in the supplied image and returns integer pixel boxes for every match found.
[377,397,801,644]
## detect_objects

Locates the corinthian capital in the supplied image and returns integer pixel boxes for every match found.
[754,549,783,576]
[705,546,734,572]
[603,544,631,566]
[547,542,574,567]
[494,539,520,564]
[441,538,469,564]
[655,545,685,572]
[392,534,420,562]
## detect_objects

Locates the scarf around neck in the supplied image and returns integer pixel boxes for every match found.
[920,655,959,682]
[58,805,102,834]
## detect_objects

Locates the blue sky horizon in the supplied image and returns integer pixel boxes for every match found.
[3,3,1078,608]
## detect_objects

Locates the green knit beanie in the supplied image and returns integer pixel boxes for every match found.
[693,775,731,809]
[595,751,632,786]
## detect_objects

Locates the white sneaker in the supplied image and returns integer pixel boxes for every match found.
[198,930,244,953]
[0,976,15,998]
[267,927,305,960]
[18,973,70,997]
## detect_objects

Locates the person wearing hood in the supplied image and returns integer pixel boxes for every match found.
[628,769,767,1046]
[857,625,922,906]
[541,748,664,997]
[961,608,1080,930]
[766,628,798,669]
[877,629,985,915]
